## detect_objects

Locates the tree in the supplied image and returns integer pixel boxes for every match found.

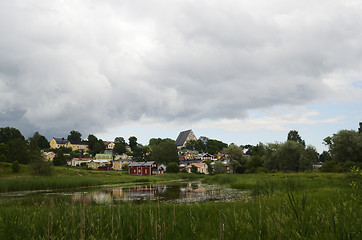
[0,143,10,159]
[214,161,227,174]
[53,150,67,166]
[87,134,98,151]
[277,141,304,172]
[93,140,106,155]
[149,139,178,164]
[223,144,244,161]
[113,137,126,155]
[229,160,241,174]
[31,132,50,149]
[166,162,179,173]
[287,130,305,147]
[262,143,279,171]
[7,138,30,164]
[128,136,138,152]
[245,156,263,173]
[191,165,198,173]
[323,130,362,164]
[0,127,24,143]
[184,140,201,151]
[319,151,331,162]
[68,130,82,142]
[299,145,318,171]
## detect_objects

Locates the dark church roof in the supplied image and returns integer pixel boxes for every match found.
[175,129,193,147]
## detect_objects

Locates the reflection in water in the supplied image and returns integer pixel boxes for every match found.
[71,182,246,204]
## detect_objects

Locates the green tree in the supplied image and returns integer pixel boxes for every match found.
[0,143,10,159]
[114,137,126,155]
[191,165,198,173]
[166,162,179,173]
[223,144,244,161]
[87,134,98,151]
[149,139,178,164]
[262,143,279,171]
[0,127,24,143]
[7,138,30,164]
[128,136,138,151]
[93,140,106,155]
[299,145,318,171]
[245,156,263,173]
[277,141,304,172]
[12,161,20,173]
[31,132,50,149]
[53,150,67,166]
[67,130,82,142]
[214,161,227,174]
[323,130,362,163]
[229,160,241,174]
[287,130,306,147]
[184,140,201,151]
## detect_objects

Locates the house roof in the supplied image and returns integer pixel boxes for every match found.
[68,140,89,145]
[53,138,67,144]
[96,154,113,159]
[129,161,157,167]
[175,129,193,147]
[186,162,205,168]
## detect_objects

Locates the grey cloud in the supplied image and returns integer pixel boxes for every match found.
[0,0,361,138]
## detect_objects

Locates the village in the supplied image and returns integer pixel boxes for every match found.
[43,129,240,175]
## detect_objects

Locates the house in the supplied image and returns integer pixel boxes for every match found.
[95,154,113,161]
[184,153,196,160]
[175,129,197,148]
[104,141,115,150]
[129,161,158,175]
[87,159,110,170]
[66,140,90,153]
[186,162,209,174]
[71,158,92,167]
[50,137,68,149]
[42,151,55,161]
[158,164,166,174]
[113,159,134,171]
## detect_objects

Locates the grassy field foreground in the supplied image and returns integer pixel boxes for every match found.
[0,168,361,239]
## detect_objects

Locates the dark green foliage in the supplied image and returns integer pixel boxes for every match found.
[323,130,362,163]
[87,134,98,151]
[113,137,126,154]
[67,130,82,142]
[277,141,304,172]
[149,139,178,164]
[166,162,179,173]
[214,161,227,174]
[31,159,52,176]
[0,127,24,143]
[128,136,138,151]
[245,156,263,173]
[11,161,20,173]
[53,150,67,166]
[184,140,201,151]
[7,138,30,164]
[0,143,10,159]
[30,132,50,149]
[191,165,198,173]
[287,130,306,147]
[197,136,228,154]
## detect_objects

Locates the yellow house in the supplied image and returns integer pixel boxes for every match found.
[87,160,110,170]
[184,153,196,160]
[50,138,68,149]
[113,159,134,171]
[66,140,90,153]
[42,151,56,161]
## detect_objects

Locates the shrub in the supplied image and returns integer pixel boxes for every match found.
[31,160,52,176]
[166,162,179,173]
[12,161,20,173]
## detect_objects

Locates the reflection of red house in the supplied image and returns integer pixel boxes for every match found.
[129,161,158,175]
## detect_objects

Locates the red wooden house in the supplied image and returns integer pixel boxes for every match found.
[128,161,158,175]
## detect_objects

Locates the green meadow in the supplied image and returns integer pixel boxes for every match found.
[0,164,361,239]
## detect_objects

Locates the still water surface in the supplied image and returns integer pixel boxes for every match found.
[0,182,248,205]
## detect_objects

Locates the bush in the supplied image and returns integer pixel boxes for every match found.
[12,161,20,173]
[31,160,52,176]
[166,162,179,173]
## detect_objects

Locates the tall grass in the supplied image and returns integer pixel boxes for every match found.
[0,189,360,239]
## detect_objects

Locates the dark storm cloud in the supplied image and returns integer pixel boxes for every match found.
[1,0,362,138]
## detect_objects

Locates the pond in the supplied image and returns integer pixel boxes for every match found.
[0,181,249,205]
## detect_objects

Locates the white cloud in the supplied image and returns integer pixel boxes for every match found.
[0,0,361,138]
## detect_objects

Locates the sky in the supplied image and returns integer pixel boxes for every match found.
[1,0,362,153]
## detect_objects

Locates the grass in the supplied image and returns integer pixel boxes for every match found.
[0,164,203,193]
[0,188,360,239]
[1,164,361,239]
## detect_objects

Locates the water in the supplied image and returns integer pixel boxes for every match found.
[0,181,249,205]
